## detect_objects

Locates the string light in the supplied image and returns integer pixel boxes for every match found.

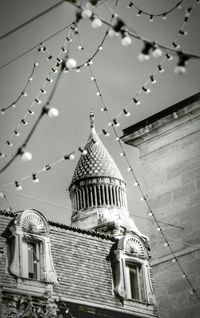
[32,174,39,183]
[138,42,152,62]
[15,181,22,191]
[78,147,87,155]
[158,65,164,73]
[121,32,132,46]
[91,16,102,28]
[20,149,32,162]
[142,86,151,93]
[47,107,59,118]
[174,54,189,75]
[150,75,156,84]
[66,58,77,69]
[102,129,109,136]
[64,153,75,160]
[113,119,120,127]
[133,98,141,105]
[152,47,162,58]
[123,109,130,116]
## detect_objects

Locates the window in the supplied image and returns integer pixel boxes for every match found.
[28,241,40,279]
[125,261,146,301]
[2,209,58,285]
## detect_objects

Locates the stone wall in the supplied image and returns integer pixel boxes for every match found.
[122,93,200,318]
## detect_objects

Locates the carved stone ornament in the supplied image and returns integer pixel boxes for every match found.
[1,294,67,318]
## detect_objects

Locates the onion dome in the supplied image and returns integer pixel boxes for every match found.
[69,112,128,225]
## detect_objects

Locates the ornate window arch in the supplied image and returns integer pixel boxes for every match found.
[110,233,156,305]
[3,209,57,289]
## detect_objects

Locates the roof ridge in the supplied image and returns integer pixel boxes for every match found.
[0,209,117,242]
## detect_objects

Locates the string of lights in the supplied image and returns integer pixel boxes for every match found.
[0,25,77,159]
[75,22,200,299]
[95,0,197,130]
[0,44,53,114]
[0,0,199,300]
[127,0,184,19]
[0,191,13,211]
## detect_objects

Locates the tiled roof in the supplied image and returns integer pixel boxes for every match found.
[70,127,124,186]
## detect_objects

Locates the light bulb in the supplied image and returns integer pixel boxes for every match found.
[138,53,150,62]
[34,62,39,67]
[113,119,120,127]
[91,17,102,28]
[32,174,39,183]
[150,75,156,84]
[121,35,132,46]
[61,46,67,53]
[96,92,101,96]
[22,92,28,97]
[40,88,47,94]
[81,9,92,19]
[1,110,5,115]
[21,150,32,162]
[7,141,13,147]
[66,58,77,69]
[78,45,83,50]
[152,48,162,58]
[133,98,141,105]
[28,109,34,115]
[127,167,132,171]
[14,130,20,136]
[47,55,53,61]
[134,182,139,186]
[162,14,167,20]
[108,29,118,38]
[98,46,103,51]
[91,76,95,81]
[157,227,161,231]
[35,98,41,104]
[148,212,152,216]
[29,77,33,81]
[123,109,130,116]
[120,152,125,157]
[142,86,151,93]
[137,10,142,16]
[166,53,173,61]
[164,242,169,247]
[149,15,154,22]
[174,65,186,75]
[69,153,75,160]
[102,129,109,136]
[0,152,5,157]
[15,181,22,191]
[12,103,16,108]
[48,107,59,118]
[158,65,164,73]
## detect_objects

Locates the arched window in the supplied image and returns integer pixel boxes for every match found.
[2,209,57,287]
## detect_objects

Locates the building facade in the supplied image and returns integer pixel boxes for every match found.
[0,113,157,317]
[122,93,200,318]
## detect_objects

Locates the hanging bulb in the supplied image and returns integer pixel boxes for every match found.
[44,164,51,171]
[138,42,152,62]
[148,212,153,216]
[14,130,20,136]
[108,29,118,38]
[152,47,162,58]
[134,181,139,186]
[7,141,13,147]
[29,77,33,81]
[0,152,5,157]
[149,15,154,22]
[113,118,120,127]
[40,88,47,94]
[39,46,46,52]
[15,181,22,191]
[79,147,87,155]
[133,98,141,105]
[150,75,156,84]
[174,54,188,75]
[116,136,120,141]
[172,42,180,49]
[81,8,93,19]
[112,18,125,33]
[34,62,39,67]
[127,2,133,8]
[47,107,59,118]
[98,46,103,51]
[32,174,39,183]
[61,46,67,53]
[120,152,125,157]
[140,197,145,201]
[157,227,161,231]
[166,53,173,61]
[47,55,53,61]
[22,91,27,97]
[20,149,32,161]
[162,13,167,20]
[123,109,130,116]
[28,109,34,115]
[136,10,142,16]
[76,67,80,73]
[101,107,107,112]
[52,68,58,73]
[179,30,188,36]
[64,153,75,160]
[177,3,182,9]
[164,242,169,247]
[46,77,53,83]
[96,91,101,96]
[158,65,164,73]
[121,32,132,46]
[142,86,151,93]
[127,167,132,171]
[35,98,41,104]
[66,58,77,69]
[91,17,102,28]
[102,129,109,136]
[171,258,176,263]
[1,109,5,115]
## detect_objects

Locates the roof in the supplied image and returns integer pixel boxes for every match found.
[123,92,200,137]
[0,210,116,241]
[70,127,124,186]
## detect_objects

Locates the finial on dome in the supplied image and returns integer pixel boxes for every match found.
[90,109,95,129]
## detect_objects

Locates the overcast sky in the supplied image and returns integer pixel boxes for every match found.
[0,0,199,235]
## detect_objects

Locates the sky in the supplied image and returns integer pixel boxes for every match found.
[0,0,199,235]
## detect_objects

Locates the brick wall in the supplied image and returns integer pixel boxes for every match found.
[123,94,200,318]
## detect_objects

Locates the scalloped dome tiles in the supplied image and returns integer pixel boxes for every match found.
[70,127,124,186]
